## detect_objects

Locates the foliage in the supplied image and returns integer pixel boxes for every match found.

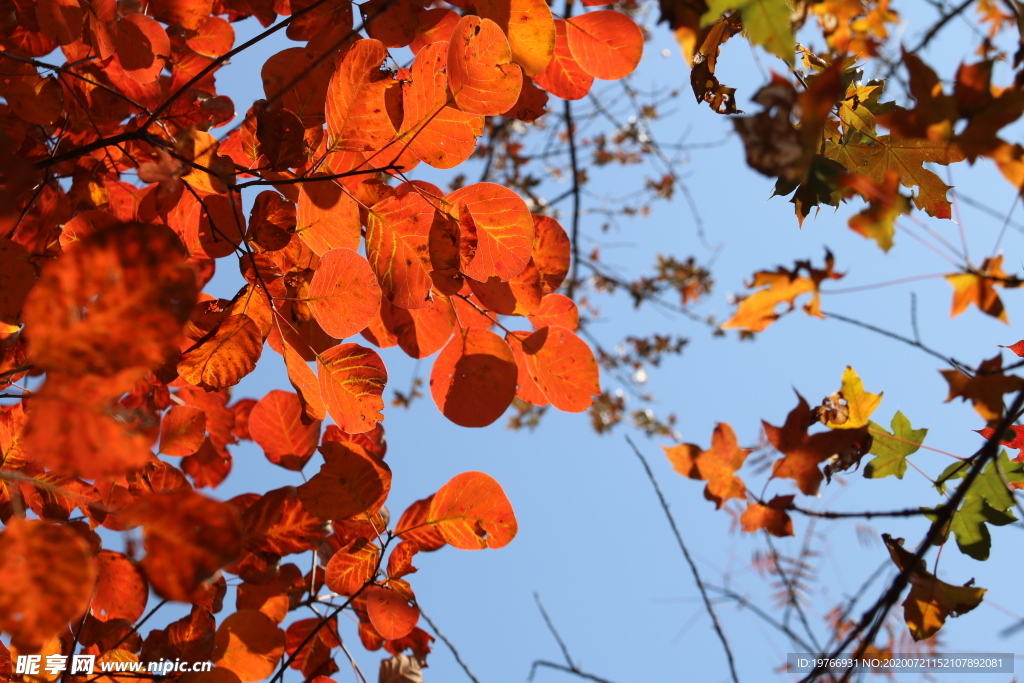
[4,0,1024,678]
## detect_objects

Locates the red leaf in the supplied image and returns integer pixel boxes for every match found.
[92,550,148,622]
[324,537,380,595]
[317,343,388,433]
[446,182,534,282]
[159,405,207,457]
[393,496,446,551]
[249,390,321,471]
[430,327,517,427]
[518,326,599,412]
[448,16,523,116]
[116,13,170,83]
[365,583,419,640]
[366,189,438,310]
[297,441,392,520]
[427,471,518,549]
[528,293,579,330]
[565,11,643,81]
[326,39,398,154]
[533,18,594,100]
[186,16,235,57]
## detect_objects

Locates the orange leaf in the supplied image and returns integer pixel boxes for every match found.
[0,519,97,648]
[317,343,388,433]
[325,537,380,595]
[186,16,235,57]
[394,496,447,551]
[528,293,579,330]
[447,16,523,116]
[242,486,330,556]
[430,327,517,427]
[123,490,242,602]
[565,11,643,81]
[409,8,459,54]
[115,13,169,83]
[740,495,795,537]
[370,296,457,359]
[764,393,873,496]
[518,326,599,412]
[212,610,285,682]
[249,390,321,471]
[883,534,986,641]
[159,405,207,457]
[283,341,328,422]
[197,193,246,259]
[446,182,534,282]
[296,180,361,256]
[366,189,440,310]
[92,550,148,623]
[178,314,263,391]
[326,39,398,154]
[0,238,35,325]
[474,0,555,76]
[398,41,483,169]
[664,422,749,508]
[22,223,197,376]
[505,331,550,406]
[722,251,843,332]
[945,256,1015,323]
[297,441,392,520]
[469,273,543,315]
[305,248,382,339]
[178,129,234,195]
[387,540,419,580]
[940,354,1024,422]
[36,0,83,45]
[428,471,518,549]
[365,583,420,640]
[533,19,594,100]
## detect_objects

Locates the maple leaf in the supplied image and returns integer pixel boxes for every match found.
[940,355,1024,422]
[740,495,794,537]
[702,0,794,65]
[864,411,927,479]
[816,366,883,429]
[974,424,1024,460]
[945,496,1016,561]
[764,392,873,495]
[945,256,1021,323]
[723,250,843,332]
[842,170,911,252]
[663,422,750,508]
[883,533,985,640]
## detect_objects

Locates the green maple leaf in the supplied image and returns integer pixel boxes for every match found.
[702,0,794,66]
[935,450,1024,509]
[864,411,927,479]
[949,496,1016,561]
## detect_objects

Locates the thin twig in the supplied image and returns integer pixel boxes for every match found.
[625,435,740,683]
[534,593,575,669]
[528,661,619,683]
[419,607,482,683]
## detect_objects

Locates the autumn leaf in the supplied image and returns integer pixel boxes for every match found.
[722,251,843,332]
[317,343,388,434]
[430,327,518,427]
[764,393,873,495]
[366,582,420,640]
[703,0,794,64]
[740,495,794,537]
[0,519,97,648]
[159,405,208,457]
[565,10,644,80]
[819,366,883,429]
[940,355,1024,422]
[664,422,750,508]
[297,441,392,521]
[427,471,518,549]
[212,610,285,682]
[514,326,600,412]
[325,537,380,595]
[242,486,330,557]
[178,314,263,391]
[248,390,321,471]
[883,533,985,640]
[533,19,594,100]
[446,183,535,282]
[448,16,523,116]
[864,411,927,479]
[92,550,148,623]
[945,256,1019,323]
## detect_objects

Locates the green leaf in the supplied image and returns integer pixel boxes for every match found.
[701,0,794,66]
[864,411,927,479]
[949,496,1017,561]
[971,451,1024,511]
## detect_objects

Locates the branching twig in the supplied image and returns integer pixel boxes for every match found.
[625,436,740,683]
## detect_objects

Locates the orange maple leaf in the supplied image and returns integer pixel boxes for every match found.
[940,354,1024,422]
[722,251,843,332]
[663,422,749,508]
[764,393,872,495]
[945,256,1021,323]
[740,495,795,537]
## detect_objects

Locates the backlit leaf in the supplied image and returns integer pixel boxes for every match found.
[394,496,447,551]
[565,11,643,80]
[248,390,321,471]
[864,411,927,479]
[447,16,523,116]
[518,326,599,412]
[326,39,398,153]
[366,189,438,309]
[945,256,1015,323]
[740,495,795,537]
[428,471,518,549]
[940,354,1024,422]
[533,19,593,100]
[298,441,392,520]
[317,343,388,433]
[305,248,382,339]
[325,537,380,595]
[159,405,208,457]
[242,486,330,556]
[0,519,96,648]
[296,180,361,256]
[366,583,419,640]
[473,0,555,76]
[430,327,517,427]
[664,422,749,508]
[212,610,285,682]
[702,0,794,64]
[92,550,148,623]
[178,314,263,391]
[446,183,534,282]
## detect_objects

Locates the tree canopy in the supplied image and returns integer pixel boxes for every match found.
[2,0,1024,680]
